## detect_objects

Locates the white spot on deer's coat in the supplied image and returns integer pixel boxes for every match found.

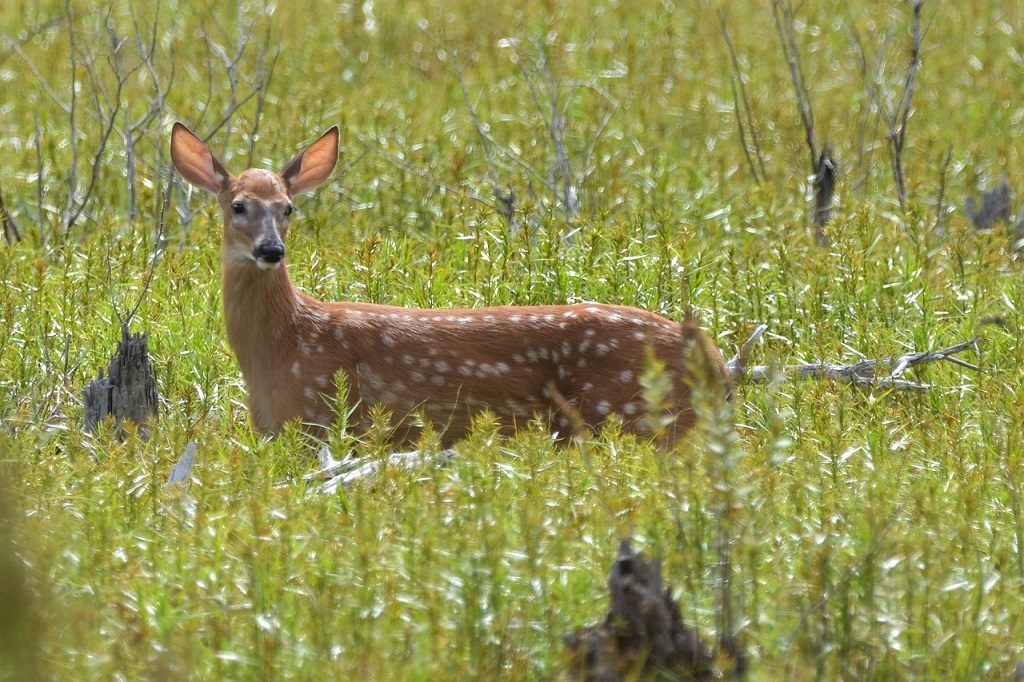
[509,315,522,323]
[619,370,633,383]
[544,314,554,322]
[631,317,645,325]
[584,328,596,337]
[563,311,577,318]
[382,333,396,347]
[527,349,539,363]
[558,415,570,427]
[298,339,310,355]
[428,348,439,357]
[388,313,399,319]
[435,361,450,372]
[559,322,567,329]
[431,375,446,386]
[304,406,315,418]
[464,358,477,367]
[609,338,619,349]
[402,355,414,366]
[582,382,594,391]
[597,400,612,415]
[596,343,610,356]
[585,306,600,314]
[579,339,592,353]
[538,347,549,360]
[315,375,329,387]
[411,372,425,383]
[633,331,647,341]
[528,315,539,322]
[304,387,316,399]
[495,362,510,373]
[513,354,526,364]
[316,344,324,353]
[392,380,406,392]
[577,358,587,368]
[607,313,622,322]
[483,315,496,323]
[623,402,638,416]
[478,363,493,375]
[419,358,431,368]
[291,361,301,377]
[561,341,572,356]
[558,366,569,379]
[459,365,472,377]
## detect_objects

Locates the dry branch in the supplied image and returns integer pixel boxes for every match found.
[731,326,979,391]
[719,11,768,185]
[0,179,20,245]
[313,446,457,492]
[888,0,925,212]
[771,0,838,243]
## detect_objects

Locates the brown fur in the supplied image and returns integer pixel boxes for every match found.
[171,122,728,446]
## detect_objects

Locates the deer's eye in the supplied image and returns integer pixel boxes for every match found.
[284,204,293,217]
[231,202,245,215]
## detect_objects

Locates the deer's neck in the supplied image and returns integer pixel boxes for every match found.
[221,256,308,384]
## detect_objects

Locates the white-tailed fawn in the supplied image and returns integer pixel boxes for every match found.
[170,122,728,447]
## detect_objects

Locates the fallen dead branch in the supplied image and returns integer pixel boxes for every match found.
[730,327,979,391]
[311,446,457,492]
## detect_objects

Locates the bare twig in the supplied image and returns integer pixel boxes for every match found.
[61,0,79,231]
[34,110,44,237]
[246,19,280,167]
[847,20,896,195]
[888,0,925,212]
[934,145,953,231]
[351,130,502,215]
[772,0,838,242]
[719,11,768,184]
[0,178,21,245]
[450,48,516,224]
[772,0,818,169]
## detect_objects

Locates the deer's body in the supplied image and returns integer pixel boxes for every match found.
[172,122,727,446]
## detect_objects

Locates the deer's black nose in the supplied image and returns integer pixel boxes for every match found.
[254,243,285,263]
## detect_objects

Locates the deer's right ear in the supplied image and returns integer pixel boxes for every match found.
[170,122,231,194]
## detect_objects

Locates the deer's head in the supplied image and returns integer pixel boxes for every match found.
[170,123,339,270]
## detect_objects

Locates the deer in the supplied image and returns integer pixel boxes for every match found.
[170,122,729,449]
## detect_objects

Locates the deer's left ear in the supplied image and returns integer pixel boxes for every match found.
[280,126,339,196]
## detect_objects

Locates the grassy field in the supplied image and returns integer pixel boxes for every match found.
[2,0,1024,678]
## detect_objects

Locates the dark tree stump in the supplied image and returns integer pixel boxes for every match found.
[965,177,1011,230]
[812,146,837,247]
[83,324,159,434]
[564,540,716,681]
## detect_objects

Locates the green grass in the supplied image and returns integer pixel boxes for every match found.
[2,0,1024,678]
